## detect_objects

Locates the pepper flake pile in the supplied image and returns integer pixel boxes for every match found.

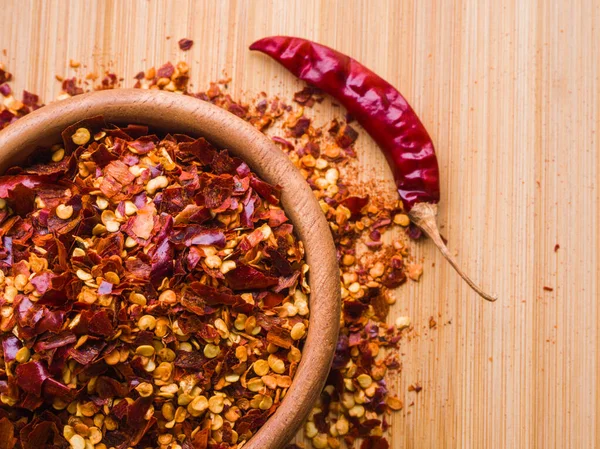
[0,60,421,449]
[0,114,310,448]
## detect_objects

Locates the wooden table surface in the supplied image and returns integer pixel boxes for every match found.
[2,1,598,448]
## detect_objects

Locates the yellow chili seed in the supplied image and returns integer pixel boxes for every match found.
[51,148,65,162]
[125,236,138,248]
[88,427,102,445]
[220,260,236,274]
[312,434,329,449]
[395,316,411,330]
[15,346,30,363]
[56,204,74,220]
[136,345,155,357]
[159,289,177,304]
[104,350,120,366]
[235,346,247,362]
[146,175,169,195]
[253,360,270,377]
[72,248,85,257]
[394,213,410,227]
[71,128,91,146]
[14,274,28,291]
[135,382,154,397]
[104,271,120,284]
[187,395,208,417]
[63,425,75,440]
[178,341,192,352]
[76,269,93,281]
[234,314,247,330]
[105,220,120,233]
[138,315,157,331]
[161,402,175,421]
[259,394,273,410]
[69,434,86,449]
[247,378,264,393]
[208,395,224,414]
[211,413,224,431]
[124,201,138,215]
[305,421,318,438]
[204,254,222,269]
[357,373,373,389]
[203,344,220,359]
[288,346,302,363]
[290,322,306,340]
[268,354,286,374]
[4,286,18,303]
[129,292,147,306]
[348,404,365,418]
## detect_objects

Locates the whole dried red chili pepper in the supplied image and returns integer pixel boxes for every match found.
[250,36,496,301]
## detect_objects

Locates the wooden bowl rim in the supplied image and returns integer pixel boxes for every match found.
[0,89,340,449]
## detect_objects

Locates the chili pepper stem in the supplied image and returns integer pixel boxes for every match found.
[408,202,497,302]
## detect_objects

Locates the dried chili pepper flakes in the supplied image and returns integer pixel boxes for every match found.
[0,59,421,449]
[0,117,309,448]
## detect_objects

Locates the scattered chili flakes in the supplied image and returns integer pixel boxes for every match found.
[0,58,423,449]
[178,38,194,51]
[408,383,422,393]
[543,286,554,292]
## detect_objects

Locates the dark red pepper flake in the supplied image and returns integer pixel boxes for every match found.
[178,38,194,51]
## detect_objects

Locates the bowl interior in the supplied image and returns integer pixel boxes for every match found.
[0,89,340,449]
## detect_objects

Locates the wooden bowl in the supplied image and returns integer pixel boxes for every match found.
[0,89,341,448]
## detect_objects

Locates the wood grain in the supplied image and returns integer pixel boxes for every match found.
[1,1,598,448]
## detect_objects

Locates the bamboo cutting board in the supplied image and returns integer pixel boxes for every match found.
[1,1,598,448]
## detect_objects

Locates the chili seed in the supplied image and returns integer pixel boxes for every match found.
[76,269,92,281]
[205,254,222,269]
[312,434,329,449]
[159,289,177,304]
[51,148,65,162]
[357,374,373,389]
[203,344,220,359]
[208,394,224,413]
[138,315,157,330]
[69,434,86,449]
[305,421,318,438]
[56,204,74,220]
[348,404,365,418]
[135,382,154,397]
[14,274,28,291]
[129,292,147,305]
[395,316,411,330]
[220,260,237,274]
[290,322,307,340]
[125,236,138,248]
[268,354,286,374]
[146,175,169,194]
[253,360,270,376]
[136,345,155,357]
[394,213,411,226]
[15,346,30,363]
[71,128,91,145]
[187,395,208,417]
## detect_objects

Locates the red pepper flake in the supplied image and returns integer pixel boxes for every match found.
[408,383,423,393]
[178,38,194,51]
[554,244,560,252]
[543,286,554,292]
